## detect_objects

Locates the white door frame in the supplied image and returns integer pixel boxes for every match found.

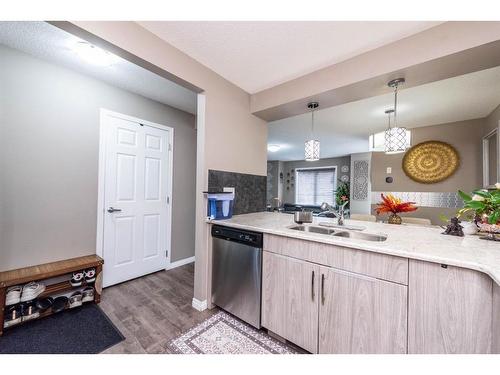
[96,108,174,269]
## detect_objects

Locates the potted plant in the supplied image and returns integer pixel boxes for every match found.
[375,193,418,224]
[458,184,500,241]
[335,181,350,209]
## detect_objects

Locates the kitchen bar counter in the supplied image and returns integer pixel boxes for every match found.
[211,211,500,285]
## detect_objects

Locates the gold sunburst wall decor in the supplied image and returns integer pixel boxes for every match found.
[402,141,460,184]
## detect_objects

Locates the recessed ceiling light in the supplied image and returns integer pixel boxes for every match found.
[74,41,120,66]
[268,144,281,152]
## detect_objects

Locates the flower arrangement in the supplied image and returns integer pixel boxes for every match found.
[458,184,500,240]
[375,193,418,224]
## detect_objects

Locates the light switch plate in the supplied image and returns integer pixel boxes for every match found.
[386,167,392,174]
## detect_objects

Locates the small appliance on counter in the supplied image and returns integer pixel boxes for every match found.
[204,191,235,220]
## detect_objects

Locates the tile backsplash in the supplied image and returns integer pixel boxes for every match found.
[208,170,267,215]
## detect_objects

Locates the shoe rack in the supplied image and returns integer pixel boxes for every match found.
[0,255,104,336]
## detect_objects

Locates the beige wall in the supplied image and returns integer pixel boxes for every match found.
[371,119,485,224]
[251,22,500,117]
[0,44,197,271]
[485,103,500,135]
[66,22,267,303]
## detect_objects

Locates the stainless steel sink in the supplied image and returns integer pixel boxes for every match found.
[332,231,387,242]
[287,225,336,235]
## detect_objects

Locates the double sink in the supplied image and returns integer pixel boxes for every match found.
[288,224,387,242]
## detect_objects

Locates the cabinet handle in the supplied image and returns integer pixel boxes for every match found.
[311,270,315,301]
[321,273,325,305]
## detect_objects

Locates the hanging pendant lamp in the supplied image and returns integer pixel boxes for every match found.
[305,102,320,161]
[384,78,408,154]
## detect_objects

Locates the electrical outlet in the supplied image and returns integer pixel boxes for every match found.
[386,167,392,174]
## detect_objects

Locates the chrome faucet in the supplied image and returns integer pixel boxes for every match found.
[319,200,349,226]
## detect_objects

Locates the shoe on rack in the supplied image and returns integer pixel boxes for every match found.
[52,296,68,313]
[69,292,83,309]
[6,285,22,306]
[71,270,84,287]
[36,297,54,313]
[84,268,96,283]
[82,287,94,303]
[20,281,46,302]
[21,300,40,322]
[4,305,22,328]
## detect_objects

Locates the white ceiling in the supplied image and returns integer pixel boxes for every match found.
[268,66,500,161]
[0,21,197,114]
[138,21,442,93]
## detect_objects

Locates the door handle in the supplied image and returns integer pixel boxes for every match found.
[321,273,325,305]
[311,270,315,301]
[107,207,122,213]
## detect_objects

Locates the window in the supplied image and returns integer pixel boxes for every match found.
[295,167,337,206]
[369,130,411,151]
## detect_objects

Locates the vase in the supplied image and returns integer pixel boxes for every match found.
[388,213,402,225]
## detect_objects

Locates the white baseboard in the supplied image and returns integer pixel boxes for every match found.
[192,298,208,311]
[166,256,195,271]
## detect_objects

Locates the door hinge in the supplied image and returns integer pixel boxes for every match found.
[167,196,170,204]
[168,143,172,151]
[165,250,169,258]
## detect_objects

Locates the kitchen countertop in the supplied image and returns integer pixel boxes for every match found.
[210,211,500,285]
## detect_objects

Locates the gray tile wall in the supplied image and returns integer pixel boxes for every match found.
[208,170,267,215]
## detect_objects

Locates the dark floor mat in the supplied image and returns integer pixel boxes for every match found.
[0,304,124,354]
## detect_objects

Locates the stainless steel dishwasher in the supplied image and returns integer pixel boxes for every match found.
[211,225,263,328]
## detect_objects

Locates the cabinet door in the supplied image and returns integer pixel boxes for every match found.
[408,260,492,354]
[262,251,320,353]
[319,266,407,354]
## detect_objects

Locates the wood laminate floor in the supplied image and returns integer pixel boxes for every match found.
[100,263,216,354]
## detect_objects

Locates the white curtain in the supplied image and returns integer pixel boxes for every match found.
[296,168,337,206]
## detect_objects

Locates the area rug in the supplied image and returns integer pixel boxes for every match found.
[169,310,298,354]
[0,304,124,354]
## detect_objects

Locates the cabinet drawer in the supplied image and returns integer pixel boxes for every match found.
[264,234,408,285]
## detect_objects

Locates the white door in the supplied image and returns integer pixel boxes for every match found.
[100,111,172,287]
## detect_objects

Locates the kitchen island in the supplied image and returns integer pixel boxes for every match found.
[210,212,500,354]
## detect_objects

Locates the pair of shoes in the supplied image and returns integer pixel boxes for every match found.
[6,282,46,305]
[82,287,94,303]
[71,268,96,287]
[52,296,68,313]
[36,297,54,313]
[69,292,82,308]
[3,305,22,328]
[20,300,40,322]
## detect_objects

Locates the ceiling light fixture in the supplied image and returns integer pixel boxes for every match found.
[305,102,320,161]
[268,144,281,152]
[74,41,119,66]
[384,78,408,154]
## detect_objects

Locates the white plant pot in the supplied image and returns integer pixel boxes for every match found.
[461,221,479,235]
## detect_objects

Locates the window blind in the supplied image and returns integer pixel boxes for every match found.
[296,168,337,206]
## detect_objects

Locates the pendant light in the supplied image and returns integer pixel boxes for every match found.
[384,78,408,154]
[305,102,320,161]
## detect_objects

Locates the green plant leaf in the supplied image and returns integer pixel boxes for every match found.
[458,190,472,202]
[465,201,486,210]
[489,211,500,224]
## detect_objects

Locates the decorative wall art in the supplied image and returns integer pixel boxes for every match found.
[352,160,369,200]
[402,141,459,184]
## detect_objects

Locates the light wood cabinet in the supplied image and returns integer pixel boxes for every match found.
[262,251,320,353]
[318,266,407,353]
[408,259,493,354]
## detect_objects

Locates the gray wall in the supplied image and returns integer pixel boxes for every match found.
[370,118,485,224]
[280,156,351,204]
[0,44,196,271]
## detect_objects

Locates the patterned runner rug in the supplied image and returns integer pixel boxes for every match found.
[169,310,298,354]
